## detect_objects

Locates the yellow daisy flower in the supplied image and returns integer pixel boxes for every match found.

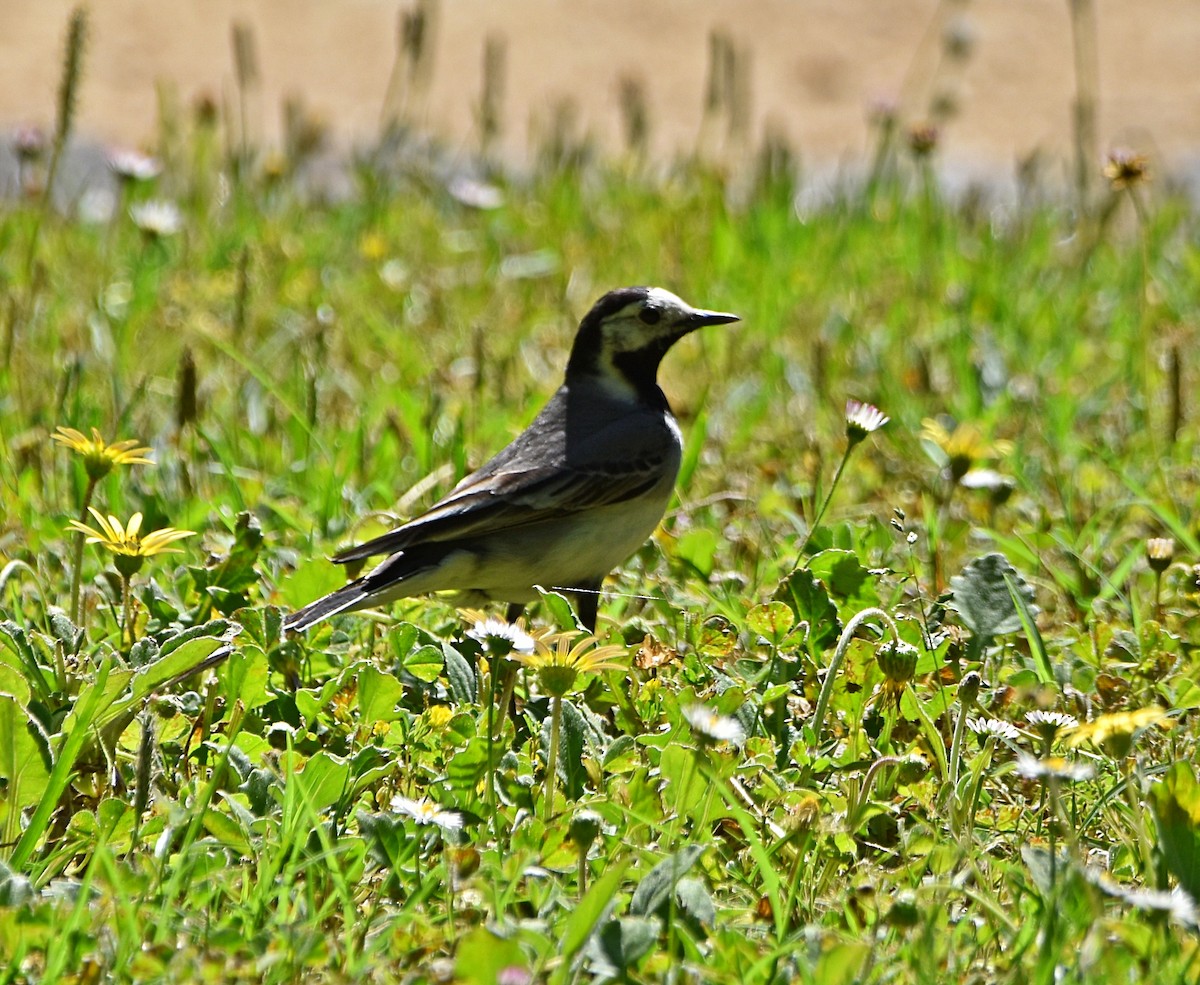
[67,507,194,577]
[52,426,153,481]
[513,633,627,699]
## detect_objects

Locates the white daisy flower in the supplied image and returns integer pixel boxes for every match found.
[390,795,464,831]
[966,717,1020,741]
[467,617,535,655]
[682,704,746,746]
[1014,752,1094,782]
[108,148,162,182]
[1025,710,1079,736]
[845,399,889,444]
[130,199,182,238]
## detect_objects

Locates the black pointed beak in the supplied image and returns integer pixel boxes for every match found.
[685,308,740,330]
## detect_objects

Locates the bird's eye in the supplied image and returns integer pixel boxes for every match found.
[638,307,662,325]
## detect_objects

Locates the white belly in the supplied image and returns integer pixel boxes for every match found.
[388,484,674,606]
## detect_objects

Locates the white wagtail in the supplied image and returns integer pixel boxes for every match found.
[285,286,738,633]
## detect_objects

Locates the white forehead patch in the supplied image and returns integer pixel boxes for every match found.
[645,287,686,309]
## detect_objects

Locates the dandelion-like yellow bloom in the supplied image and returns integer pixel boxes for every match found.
[52,426,153,481]
[920,418,1012,482]
[67,507,194,577]
[513,633,627,698]
[1067,706,1167,759]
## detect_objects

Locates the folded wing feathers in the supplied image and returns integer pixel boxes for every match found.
[330,455,667,564]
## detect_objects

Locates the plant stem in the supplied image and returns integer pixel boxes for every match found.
[69,475,97,623]
[544,695,562,821]
[809,606,899,752]
[797,444,854,559]
[121,573,135,648]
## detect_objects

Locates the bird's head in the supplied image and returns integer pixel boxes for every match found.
[566,286,739,401]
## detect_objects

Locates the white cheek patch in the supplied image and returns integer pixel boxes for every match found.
[605,318,654,353]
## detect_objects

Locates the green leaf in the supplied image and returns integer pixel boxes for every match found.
[0,694,52,850]
[190,512,264,607]
[814,940,870,985]
[558,857,632,967]
[287,751,351,813]
[387,622,421,661]
[552,698,589,799]
[403,644,443,684]
[10,658,116,870]
[584,917,660,978]
[218,644,270,709]
[356,809,411,871]
[675,528,718,579]
[358,664,405,728]
[443,643,476,705]
[807,549,871,600]
[949,552,1036,640]
[454,927,527,985]
[745,601,795,643]
[774,567,841,652]
[1006,571,1054,686]
[629,843,705,917]
[1150,762,1200,901]
[675,876,715,929]
[90,632,235,734]
[0,622,52,700]
[536,587,580,630]
[659,745,705,817]
[445,735,490,794]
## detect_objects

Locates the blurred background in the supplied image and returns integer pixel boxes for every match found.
[2,0,1198,193]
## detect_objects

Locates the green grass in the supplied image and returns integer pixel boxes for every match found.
[2,136,1200,984]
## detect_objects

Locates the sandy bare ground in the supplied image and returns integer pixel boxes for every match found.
[1,0,1198,181]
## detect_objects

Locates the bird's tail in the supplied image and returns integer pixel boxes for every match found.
[284,579,371,632]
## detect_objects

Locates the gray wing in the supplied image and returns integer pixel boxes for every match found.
[333,388,679,563]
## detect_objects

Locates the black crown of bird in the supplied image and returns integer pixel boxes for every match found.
[285,286,738,634]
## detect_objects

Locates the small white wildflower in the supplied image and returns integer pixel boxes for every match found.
[959,469,1011,491]
[391,795,464,831]
[845,399,889,445]
[108,148,162,183]
[966,717,1020,741]
[1014,752,1094,782]
[130,199,182,238]
[467,617,535,655]
[447,175,504,210]
[682,704,746,747]
[1025,710,1079,735]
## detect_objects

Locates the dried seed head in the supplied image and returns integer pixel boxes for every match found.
[907,122,939,157]
[1103,148,1149,190]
